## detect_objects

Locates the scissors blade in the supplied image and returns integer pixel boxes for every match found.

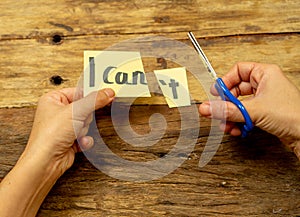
[187,32,218,80]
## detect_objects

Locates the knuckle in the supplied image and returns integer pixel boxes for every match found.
[38,94,51,105]
[224,103,237,120]
[270,64,282,74]
[39,91,58,102]
[97,91,109,105]
[223,107,231,119]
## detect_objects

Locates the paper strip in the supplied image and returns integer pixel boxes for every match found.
[154,67,191,108]
[84,51,151,97]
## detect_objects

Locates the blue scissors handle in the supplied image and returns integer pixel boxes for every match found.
[215,78,254,137]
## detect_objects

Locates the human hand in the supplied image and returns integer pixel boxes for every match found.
[25,87,115,174]
[0,88,115,217]
[199,62,300,159]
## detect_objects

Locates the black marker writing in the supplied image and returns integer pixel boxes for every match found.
[103,66,116,84]
[159,79,179,99]
[89,57,95,87]
[169,79,179,99]
[103,66,147,85]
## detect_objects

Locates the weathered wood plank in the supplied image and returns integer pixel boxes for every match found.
[0,0,299,40]
[0,106,299,216]
[0,34,299,108]
[0,0,299,216]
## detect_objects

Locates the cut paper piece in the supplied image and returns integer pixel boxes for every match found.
[154,67,191,108]
[84,51,151,97]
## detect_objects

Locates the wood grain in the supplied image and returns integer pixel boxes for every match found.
[0,0,299,39]
[0,0,299,216]
[0,0,299,108]
[0,106,299,216]
[0,34,299,108]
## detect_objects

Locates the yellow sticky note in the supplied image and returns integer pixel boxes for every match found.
[84,51,151,97]
[154,67,191,108]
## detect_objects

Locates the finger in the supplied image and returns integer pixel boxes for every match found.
[210,62,262,97]
[199,101,212,117]
[77,126,89,138]
[223,62,266,90]
[77,136,94,152]
[232,82,255,96]
[72,88,115,120]
[219,121,235,132]
[210,81,255,97]
[219,121,241,136]
[84,113,93,127]
[58,88,76,103]
[229,127,242,136]
[222,62,255,89]
[199,100,249,122]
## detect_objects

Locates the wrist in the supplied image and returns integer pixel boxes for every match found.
[19,147,63,180]
[25,136,75,176]
[0,150,62,217]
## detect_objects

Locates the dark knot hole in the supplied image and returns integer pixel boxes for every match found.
[50,75,64,85]
[52,34,63,44]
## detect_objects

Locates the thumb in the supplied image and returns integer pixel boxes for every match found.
[72,88,115,120]
[199,99,253,123]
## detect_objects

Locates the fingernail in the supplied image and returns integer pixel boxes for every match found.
[201,103,211,115]
[80,136,94,151]
[104,88,115,98]
[86,137,94,149]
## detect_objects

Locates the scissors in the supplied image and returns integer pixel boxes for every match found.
[187,32,253,137]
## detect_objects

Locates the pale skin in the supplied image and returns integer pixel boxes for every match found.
[0,62,299,217]
[0,88,115,217]
[199,62,300,159]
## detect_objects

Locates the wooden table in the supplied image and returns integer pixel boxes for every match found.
[0,0,299,216]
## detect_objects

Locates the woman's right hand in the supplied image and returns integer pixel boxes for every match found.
[199,62,300,159]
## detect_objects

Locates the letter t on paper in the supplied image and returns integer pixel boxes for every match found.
[154,67,191,108]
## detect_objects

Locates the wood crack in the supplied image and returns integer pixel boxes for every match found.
[0,31,299,42]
